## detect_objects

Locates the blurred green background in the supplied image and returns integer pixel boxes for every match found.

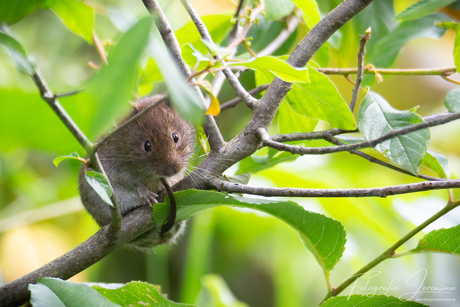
[1,0,460,306]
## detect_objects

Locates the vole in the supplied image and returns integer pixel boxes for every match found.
[78,96,195,251]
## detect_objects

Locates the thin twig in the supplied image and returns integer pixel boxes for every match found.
[270,128,357,142]
[142,0,226,151]
[53,89,83,98]
[179,0,258,108]
[350,28,371,112]
[258,14,300,57]
[323,200,460,301]
[325,135,441,181]
[257,112,460,155]
[318,66,456,76]
[228,0,245,44]
[213,179,460,198]
[31,68,123,242]
[441,75,460,86]
[227,3,264,51]
[220,84,269,111]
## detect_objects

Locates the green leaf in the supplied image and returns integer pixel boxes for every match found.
[264,0,295,21]
[413,225,460,255]
[53,152,85,167]
[277,100,318,134]
[45,0,94,43]
[88,17,152,137]
[196,275,248,307]
[93,281,195,307]
[222,173,250,185]
[291,0,320,29]
[0,28,35,74]
[148,32,205,125]
[255,65,355,129]
[358,91,430,175]
[321,295,428,306]
[396,0,456,21]
[232,56,310,83]
[287,66,356,129]
[153,190,347,272]
[176,14,232,54]
[421,150,450,179]
[29,283,65,307]
[0,0,46,24]
[444,88,460,112]
[85,171,113,207]
[35,277,120,307]
[367,14,448,70]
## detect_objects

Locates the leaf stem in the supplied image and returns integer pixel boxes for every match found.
[323,200,460,301]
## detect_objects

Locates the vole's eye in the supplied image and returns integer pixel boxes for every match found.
[144,140,152,152]
[172,133,179,143]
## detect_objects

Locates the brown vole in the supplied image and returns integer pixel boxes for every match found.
[78,96,195,251]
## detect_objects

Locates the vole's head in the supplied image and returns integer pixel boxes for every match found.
[122,97,195,179]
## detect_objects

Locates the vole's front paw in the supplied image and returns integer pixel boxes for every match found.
[137,184,158,206]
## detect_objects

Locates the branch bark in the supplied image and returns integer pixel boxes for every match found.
[213,179,460,198]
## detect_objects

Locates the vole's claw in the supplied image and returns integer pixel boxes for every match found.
[138,185,158,206]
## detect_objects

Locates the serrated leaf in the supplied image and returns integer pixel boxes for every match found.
[396,0,456,21]
[413,225,460,255]
[444,88,460,112]
[321,295,428,306]
[85,171,113,206]
[29,283,65,307]
[152,190,347,272]
[421,150,450,179]
[53,152,85,167]
[232,56,310,83]
[0,28,35,74]
[92,281,195,307]
[147,32,205,125]
[35,277,120,307]
[89,17,152,137]
[45,0,94,43]
[291,0,320,29]
[358,91,430,175]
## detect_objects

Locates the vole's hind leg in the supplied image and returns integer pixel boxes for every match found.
[137,183,158,206]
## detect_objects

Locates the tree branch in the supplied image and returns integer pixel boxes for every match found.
[324,135,441,181]
[0,206,155,306]
[349,28,371,112]
[220,84,269,111]
[179,0,258,108]
[257,112,460,155]
[270,128,357,142]
[318,66,456,76]
[212,179,460,198]
[31,69,122,240]
[323,200,460,301]
[142,0,225,151]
